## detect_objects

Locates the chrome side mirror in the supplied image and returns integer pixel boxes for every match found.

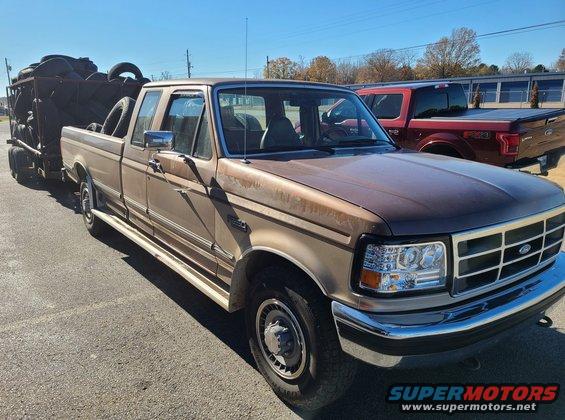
[144,131,174,149]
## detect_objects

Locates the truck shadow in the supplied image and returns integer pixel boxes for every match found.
[96,229,255,367]
[20,177,81,214]
[95,229,565,420]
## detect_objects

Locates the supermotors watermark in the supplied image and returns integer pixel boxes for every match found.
[386,384,559,413]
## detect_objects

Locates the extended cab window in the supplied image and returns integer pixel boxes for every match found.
[413,85,467,118]
[163,93,207,156]
[371,94,402,119]
[131,90,162,146]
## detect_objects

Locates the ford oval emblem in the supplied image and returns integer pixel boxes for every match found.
[519,244,532,255]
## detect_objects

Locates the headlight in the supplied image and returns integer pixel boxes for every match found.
[358,241,447,294]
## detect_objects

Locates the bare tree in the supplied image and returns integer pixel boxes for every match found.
[503,52,533,74]
[305,56,337,83]
[159,71,172,80]
[263,57,299,79]
[554,48,565,72]
[356,49,400,83]
[416,27,480,78]
[335,60,360,85]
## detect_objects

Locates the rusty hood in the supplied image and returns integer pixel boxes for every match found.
[247,150,565,235]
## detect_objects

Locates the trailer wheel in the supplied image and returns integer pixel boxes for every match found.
[11,147,32,184]
[79,181,107,237]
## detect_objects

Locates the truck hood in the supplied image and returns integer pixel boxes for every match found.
[249,150,564,235]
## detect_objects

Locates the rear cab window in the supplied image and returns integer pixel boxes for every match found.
[131,90,162,146]
[371,94,403,119]
[412,85,467,118]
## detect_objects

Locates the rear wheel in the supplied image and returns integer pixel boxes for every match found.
[79,181,107,237]
[246,266,357,411]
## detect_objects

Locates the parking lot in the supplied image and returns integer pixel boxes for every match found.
[0,121,563,419]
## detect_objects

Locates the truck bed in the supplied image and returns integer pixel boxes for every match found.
[429,107,564,123]
[60,126,124,197]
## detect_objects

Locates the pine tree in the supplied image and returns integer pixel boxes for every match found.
[472,85,481,108]
[530,82,539,109]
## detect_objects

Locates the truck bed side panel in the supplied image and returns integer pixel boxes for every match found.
[61,127,125,213]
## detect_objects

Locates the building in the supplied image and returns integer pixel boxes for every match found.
[349,72,565,108]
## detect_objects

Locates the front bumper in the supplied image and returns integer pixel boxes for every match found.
[332,253,565,368]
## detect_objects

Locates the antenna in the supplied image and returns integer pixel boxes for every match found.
[241,17,250,164]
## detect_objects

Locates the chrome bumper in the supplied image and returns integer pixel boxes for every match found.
[332,253,565,368]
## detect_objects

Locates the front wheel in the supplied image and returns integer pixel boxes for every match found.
[80,181,107,237]
[246,266,357,411]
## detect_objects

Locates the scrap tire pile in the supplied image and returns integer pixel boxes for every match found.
[10,55,150,157]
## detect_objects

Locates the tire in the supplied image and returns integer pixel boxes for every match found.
[246,266,357,410]
[17,66,36,80]
[33,98,61,142]
[40,55,98,77]
[51,71,83,108]
[78,72,107,103]
[8,147,16,178]
[86,122,103,132]
[79,181,107,237]
[101,97,136,138]
[11,147,32,184]
[107,62,143,81]
[14,88,32,121]
[33,57,74,77]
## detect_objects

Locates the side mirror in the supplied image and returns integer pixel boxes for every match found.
[144,131,174,149]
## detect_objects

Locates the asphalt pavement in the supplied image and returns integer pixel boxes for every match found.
[0,122,563,419]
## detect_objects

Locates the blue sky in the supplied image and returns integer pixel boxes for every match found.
[1,0,564,92]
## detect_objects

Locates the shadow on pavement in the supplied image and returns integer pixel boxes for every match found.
[97,229,255,367]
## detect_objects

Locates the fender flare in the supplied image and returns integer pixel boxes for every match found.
[228,246,328,312]
[417,134,476,160]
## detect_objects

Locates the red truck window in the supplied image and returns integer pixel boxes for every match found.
[371,94,402,119]
[413,85,467,118]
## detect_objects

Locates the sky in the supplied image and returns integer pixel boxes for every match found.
[1,0,564,93]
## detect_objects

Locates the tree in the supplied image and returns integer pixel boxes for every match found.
[263,57,299,80]
[335,60,360,85]
[305,56,337,83]
[416,27,480,78]
[503,52,533,74]
[472,85,481,108]
[532,64,548,73]
[473,63,499,76]
[356,49,401,83]
[555,48,565,71]
[159,71,172,80]
[530,82,539,108]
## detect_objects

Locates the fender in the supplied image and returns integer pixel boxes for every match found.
[417,132,476,160]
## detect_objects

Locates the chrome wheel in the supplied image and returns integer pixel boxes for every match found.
[256,298,307,380]
[81,187,93,223]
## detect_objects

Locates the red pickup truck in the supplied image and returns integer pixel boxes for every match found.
[324,82,564,173]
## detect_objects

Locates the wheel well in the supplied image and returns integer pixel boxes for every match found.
[75,163,87,181]
[422,144,462,158]
[228,250,326,312]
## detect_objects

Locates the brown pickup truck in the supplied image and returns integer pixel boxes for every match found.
[61,79,565,410]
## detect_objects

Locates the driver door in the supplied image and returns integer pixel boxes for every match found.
[146,89,217,275]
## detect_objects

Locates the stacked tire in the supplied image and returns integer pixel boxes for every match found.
[9,55,149,176]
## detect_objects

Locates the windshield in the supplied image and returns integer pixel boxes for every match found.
[216,87,393,155]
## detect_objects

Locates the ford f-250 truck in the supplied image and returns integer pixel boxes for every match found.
[325,82,564,174]
[60,79,565,410]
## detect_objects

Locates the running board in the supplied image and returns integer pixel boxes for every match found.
[91,209,230,310]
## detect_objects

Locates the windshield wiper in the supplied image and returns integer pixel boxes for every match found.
[336,138,392,147]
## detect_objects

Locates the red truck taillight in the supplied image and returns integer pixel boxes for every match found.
[495,132,520,156]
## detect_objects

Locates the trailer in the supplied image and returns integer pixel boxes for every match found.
[5,58,147,183]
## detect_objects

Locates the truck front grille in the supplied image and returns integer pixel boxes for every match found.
[452,207,564,295]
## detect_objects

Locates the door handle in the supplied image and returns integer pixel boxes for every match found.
[148,158,161,172]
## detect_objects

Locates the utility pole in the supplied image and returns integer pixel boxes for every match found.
[186,50,193,78]
[266,56,270,79]
[4,58,12,86]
